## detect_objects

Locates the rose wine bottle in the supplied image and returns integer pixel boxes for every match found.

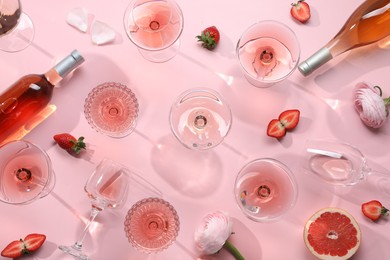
[0,50,84,145]
[299,0,390,76]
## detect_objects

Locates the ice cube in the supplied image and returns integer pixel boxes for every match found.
[91,20,116,45]
[66,8,89,33]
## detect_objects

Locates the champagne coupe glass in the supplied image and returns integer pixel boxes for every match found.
[84,82,139,138]
[0,0,34,52]
[0,140,54,205]
[124,197,180,253]
[58,158,130,260]
[169,88,232,150]
[123,0,184,63]
[236,20,300,87]
[303,139,390,195]
[234,158,298,222]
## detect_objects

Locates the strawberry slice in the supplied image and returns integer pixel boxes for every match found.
[1,233,46,258]
[291,0,311,23]
[267,119,286,138]
[362,200,389,221]
[279,109,300,130]
[267,109,300,139]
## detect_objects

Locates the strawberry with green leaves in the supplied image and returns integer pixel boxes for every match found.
[53,133,86,154]
[361,200,389,221]
[196,26,220,50]
[1,233,46,258]
[267,109,300,138]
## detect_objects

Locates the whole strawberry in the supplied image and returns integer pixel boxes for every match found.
[196,26,220,50]
[53,133,86,154]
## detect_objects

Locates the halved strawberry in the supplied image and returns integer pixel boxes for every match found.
[267,119,286,138]
[362,200,389,221]
[267,109,300,139]
[291,0,311,23]
[1,233,46,258]
[279,109,300,130]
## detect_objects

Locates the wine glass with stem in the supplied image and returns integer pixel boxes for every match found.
[0,0,34,52]
[169,88,232,150]
[58,158,130,260]
[303,139,390,196]
[123,0,184,63]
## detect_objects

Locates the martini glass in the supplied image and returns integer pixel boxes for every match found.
[169,88,232,150]
[234,158,298,222]
[123,0,184,62]
[0,140,54,205]
[303,139,390,196]
[58,158,130,260]
[237,20,300,87]
[0,0,34,52]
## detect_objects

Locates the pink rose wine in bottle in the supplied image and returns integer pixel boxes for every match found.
[0,50,84,145]
[234,158,298,222]
[299,0,390,76]
[237,20,300,87]
[124,197,180,253]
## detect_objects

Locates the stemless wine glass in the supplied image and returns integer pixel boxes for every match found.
[124,197,180,253]
[303,139,390,195]
[236,20,300,87]
[84,82,139,138]
[0,140,55,205]
[0,0,34,52]
[58,158,130,260]
[123,0,184,62]
[169,88,232,150]
[234,158,298,222]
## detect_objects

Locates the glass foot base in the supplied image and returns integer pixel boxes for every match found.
[58,244,89,260]
[0,13,34,52]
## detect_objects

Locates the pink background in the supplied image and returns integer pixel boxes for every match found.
[1,0,390,259]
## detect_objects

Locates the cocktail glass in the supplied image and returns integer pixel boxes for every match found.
[236,20,300,87]
[234,158,298,222]
[123,0,184,62]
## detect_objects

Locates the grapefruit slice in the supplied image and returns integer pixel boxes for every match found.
[303,207,361,260]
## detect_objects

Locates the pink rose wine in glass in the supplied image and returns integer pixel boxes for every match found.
[237,20,300,87]
[234,158,298,222]
[84,82,139,138]
[0,140,54,205]
[124,197,180,253]
[59,158,130,260]
[123,0,184,62]
[0,0,34,52]
[169,88,232,150]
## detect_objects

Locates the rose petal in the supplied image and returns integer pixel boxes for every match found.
[91,20,116,45]
[66,8,89,33]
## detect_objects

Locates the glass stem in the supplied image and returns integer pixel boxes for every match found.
[74,207,101,250]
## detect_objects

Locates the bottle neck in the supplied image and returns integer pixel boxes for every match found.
[44,69,63,86]
[44,50,85,86]
[298,47,333,76]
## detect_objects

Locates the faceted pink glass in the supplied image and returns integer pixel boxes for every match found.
[124,197,180,253]
[84,82,139,138]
